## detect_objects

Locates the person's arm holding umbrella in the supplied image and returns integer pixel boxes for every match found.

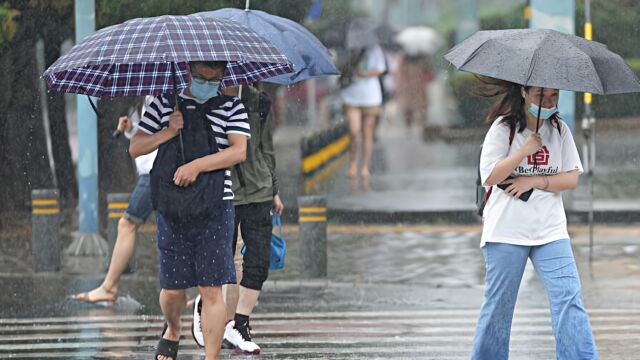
[129,108,183,158]
[493,87,580,198]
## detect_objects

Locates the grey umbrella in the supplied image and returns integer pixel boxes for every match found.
[346,18,379,50]
[444,28,640,95]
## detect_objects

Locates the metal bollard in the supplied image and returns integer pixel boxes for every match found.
[298,195,327,278]
[106,193,135,273]
[31,189,61,272]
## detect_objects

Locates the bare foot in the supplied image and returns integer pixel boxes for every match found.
[72,285,117,304]
[347,162,357,178]
[360,168,370,180]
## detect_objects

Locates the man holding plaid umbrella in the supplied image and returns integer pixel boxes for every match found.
[131,60,250,360]
[43,14,293,360]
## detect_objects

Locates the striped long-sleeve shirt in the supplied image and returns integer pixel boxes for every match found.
[138,91,250,200]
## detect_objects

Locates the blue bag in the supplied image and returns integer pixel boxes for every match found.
[241,213,286,271]
[269,214,286,271]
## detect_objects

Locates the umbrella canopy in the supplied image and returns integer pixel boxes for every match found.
[396,26,443,56]
[43,15,293,98]
[196,8,338,85]
[345,18,379,50]
[444,28,640,95]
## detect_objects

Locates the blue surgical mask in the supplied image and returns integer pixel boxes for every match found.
[526,93,558,120]
[190,78,220,102]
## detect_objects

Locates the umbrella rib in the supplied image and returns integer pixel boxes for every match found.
[581,53,605,95]
[524,41,542,87]
[457,39,491,70]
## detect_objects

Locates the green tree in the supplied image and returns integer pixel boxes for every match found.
[0,2,19,43]
[0,0,316,229]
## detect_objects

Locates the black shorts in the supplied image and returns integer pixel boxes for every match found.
[232,201,273,291]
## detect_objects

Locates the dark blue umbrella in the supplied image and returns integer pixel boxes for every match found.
[196,8,338,85]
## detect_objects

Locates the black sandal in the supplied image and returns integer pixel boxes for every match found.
[155,322,180,360]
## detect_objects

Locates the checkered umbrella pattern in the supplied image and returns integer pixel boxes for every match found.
[43,15,293,98]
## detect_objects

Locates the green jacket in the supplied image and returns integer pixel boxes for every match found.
[231,86,279,205]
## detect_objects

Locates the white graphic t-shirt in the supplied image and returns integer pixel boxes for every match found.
[479,116,583,247]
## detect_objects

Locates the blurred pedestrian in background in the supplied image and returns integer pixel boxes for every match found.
[394,53,434,130]
[339,44,387,189]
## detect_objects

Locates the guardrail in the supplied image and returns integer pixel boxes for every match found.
[300,123,351,194]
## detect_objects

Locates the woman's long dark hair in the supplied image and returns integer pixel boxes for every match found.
[472,76,561,135]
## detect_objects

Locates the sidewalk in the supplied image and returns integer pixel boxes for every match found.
[273,115,640,224]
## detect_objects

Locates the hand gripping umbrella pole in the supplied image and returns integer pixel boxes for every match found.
[533,89,544,169]
[171,61,186,164]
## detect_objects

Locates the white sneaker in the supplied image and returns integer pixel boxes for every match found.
[191,295,204,347]
[223,320,261,354]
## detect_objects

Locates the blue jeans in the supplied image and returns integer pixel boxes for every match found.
[123,175,152,224]
[471,240,599,360]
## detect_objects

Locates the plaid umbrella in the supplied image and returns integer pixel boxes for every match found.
[43,15,293,98]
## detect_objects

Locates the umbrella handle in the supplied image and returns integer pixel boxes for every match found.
[86,96,104,120]
[533,88,544,169]
[535,88,544,133]
[171,61,186,165]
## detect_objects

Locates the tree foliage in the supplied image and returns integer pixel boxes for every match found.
[0,0,317,229]
[0,2,20,44]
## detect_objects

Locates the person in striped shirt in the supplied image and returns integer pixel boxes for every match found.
[130,61,250,360]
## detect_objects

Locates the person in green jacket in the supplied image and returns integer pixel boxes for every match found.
[192,84,283,354]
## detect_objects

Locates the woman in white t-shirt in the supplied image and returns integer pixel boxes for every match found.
[471,78,598,360]
[340,44,387,188]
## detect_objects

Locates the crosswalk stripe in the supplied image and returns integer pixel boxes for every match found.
[3,320,640,334]
[2,308,640,324]
[1,308,638,358]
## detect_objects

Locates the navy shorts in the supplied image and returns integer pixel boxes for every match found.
[123,175,153,224]
[156,200,237,289]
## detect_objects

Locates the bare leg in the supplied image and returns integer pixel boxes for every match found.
[236,286,261,316]
[404,109,413,129]
[361,113,377,182]
[225,234,244,322]
[157,289,186,360]
[199,286,226,360]
[73,217,138,303]
[345,106,362,178]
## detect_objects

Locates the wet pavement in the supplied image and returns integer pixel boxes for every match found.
[273,113,640,222]
[2,224,640,358]
[2,108,640,358]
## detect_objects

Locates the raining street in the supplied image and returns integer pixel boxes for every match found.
[2,0,640,359]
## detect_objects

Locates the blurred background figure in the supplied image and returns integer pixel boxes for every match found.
[395,53,434,130]
[394,26,442,131]
[338,18,387,190]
